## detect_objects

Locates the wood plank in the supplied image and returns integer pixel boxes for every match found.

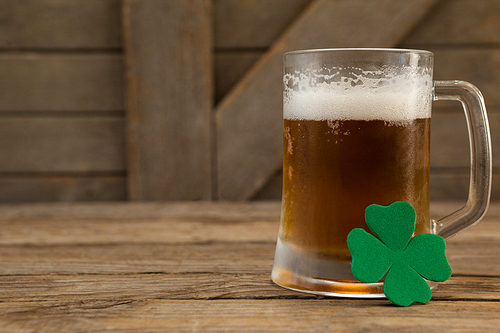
[0,238,497,276]
[0,203,497,276]
[0,273,316,302]
[214,0,312,49]
[214,0,500,49]
[216,0,440,200]
[430,171,500,202]
[0,242,276,275]
[2,202,498,245]
[431,107,500,168]
[0,0,121,50]
[434,201,500,218]
[433,49,500,106]
[0,201,282,222]
[15,0,499,53]
[402,0,500,46]
[0,213,280,245]
[215,51,261,103]
[0,274,497,302]
[0,54,123,111]
[123,0,213,200]
[0,117,125,172]
[0,176,126,203]
[0,299,499,332]
[0,200,496,240]
[252,169,283,200]
[0,202,498,331]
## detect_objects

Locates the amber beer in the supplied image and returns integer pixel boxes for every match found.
[280,117,431,261]
[272,89,433,293]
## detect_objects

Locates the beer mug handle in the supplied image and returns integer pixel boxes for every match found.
[432,81,492,239]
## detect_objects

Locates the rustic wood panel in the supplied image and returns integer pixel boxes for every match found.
[216,0,441,200]
[0,210,280,246]
[430,171,500,202]
[0,205,497,277]
[0,176,126,202]
[0,0,121,49]
[431,108,500,168]
[0,117,125,172]
[2,201,500,245]
[123,0,213,201]
[0,54,123,111]
[0,201,282,222]
[433,49,500,106]
[214,0,500,50]
[251,169,283,200]
[0,299,499,332]
[215,51,261,103]
[214,0,500,49]
[0,274,498,302]
[402,0,500,46]
[0,202,498,331]
[214,0,312,49]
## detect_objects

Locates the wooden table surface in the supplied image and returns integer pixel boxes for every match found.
[0,201,499,332]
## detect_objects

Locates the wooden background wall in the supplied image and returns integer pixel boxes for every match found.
[0,0,499,202]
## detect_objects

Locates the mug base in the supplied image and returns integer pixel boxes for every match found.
[271,237,438,298]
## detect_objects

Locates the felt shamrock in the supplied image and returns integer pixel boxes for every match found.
[347,201,452,307]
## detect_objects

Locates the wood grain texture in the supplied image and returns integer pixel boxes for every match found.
[252,169,283,200]
[213,0,500,50]
[0,274,497,302]
[0,201,498,332]
[0,200,282,222]
[0,115,125,202]
[430,171,500,202]
[123,0,213,200]
[0,231,497,275]
[216,0,440,200]
[433,49,500,107]
[0,176,126,202]
[0,54,123,111]
[0,202,497,276]
[0,117,125,172]
[214,0,312,49]
[0,299,499,332]
[403,0,500,46]
[431,108,500,168]
[214,0,500,49]
[214,51,261,103]
[0,0,121,49]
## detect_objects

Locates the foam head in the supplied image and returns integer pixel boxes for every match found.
[284,51,433,123]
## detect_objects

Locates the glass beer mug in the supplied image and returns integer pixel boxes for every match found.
[271,48,492,297]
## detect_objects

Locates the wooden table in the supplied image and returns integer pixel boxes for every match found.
[0,201,499,332]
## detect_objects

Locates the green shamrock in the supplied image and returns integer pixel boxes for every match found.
[347,201,452,307]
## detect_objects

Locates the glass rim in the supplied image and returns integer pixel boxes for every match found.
[284,48,433,57]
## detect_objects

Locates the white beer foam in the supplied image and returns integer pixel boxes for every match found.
[284,73,432,122]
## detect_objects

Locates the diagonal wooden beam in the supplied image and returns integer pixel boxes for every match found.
[215,0,441,200]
